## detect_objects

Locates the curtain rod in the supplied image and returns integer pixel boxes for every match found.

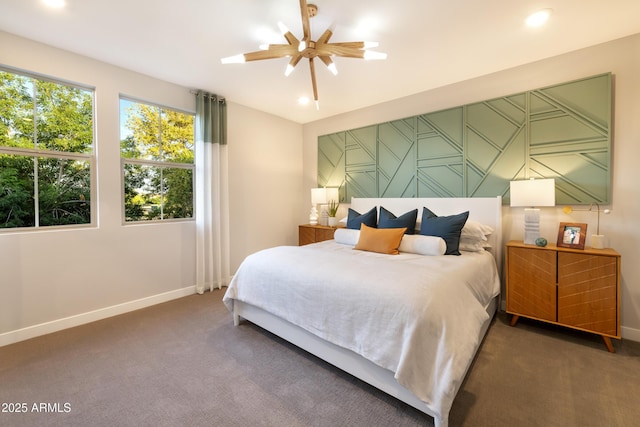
[190,89,226,102]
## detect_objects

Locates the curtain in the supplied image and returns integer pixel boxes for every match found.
[195,91,230,293]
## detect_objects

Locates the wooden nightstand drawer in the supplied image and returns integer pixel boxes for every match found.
[557,252,618,335]
[506,246,557,322]
[298,224,341,245]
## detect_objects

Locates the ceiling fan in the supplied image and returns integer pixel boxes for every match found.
[221,0,387,109]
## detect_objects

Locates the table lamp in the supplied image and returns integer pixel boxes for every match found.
[310,188,327,225]
[562,203,610,249]
[510,178,556,245]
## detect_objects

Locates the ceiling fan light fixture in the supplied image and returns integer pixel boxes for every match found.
[307,4,318,18]
[277,21,290,35]
[284,64,296,76]
[363,50,387,60]
[221,1,386,104]
[221,54,246,64]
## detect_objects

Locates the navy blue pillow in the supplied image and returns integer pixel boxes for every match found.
[347,207,377,230]
[378,206,417,234]
[419,208,469,255]
[422,207,437,220]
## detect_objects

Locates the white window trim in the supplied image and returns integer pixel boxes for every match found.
[119,96,195,225]
[0,66,96,233]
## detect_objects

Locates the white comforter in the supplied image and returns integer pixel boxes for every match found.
[223,241,500,418]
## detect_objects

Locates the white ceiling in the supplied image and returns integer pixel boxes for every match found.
[1,0,639,124]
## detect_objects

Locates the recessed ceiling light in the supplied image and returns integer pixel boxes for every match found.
[298,97,310,106]
[42,0,66,8]
[526,9,552,28]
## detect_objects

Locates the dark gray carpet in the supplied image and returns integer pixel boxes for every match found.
[1,290,639,427]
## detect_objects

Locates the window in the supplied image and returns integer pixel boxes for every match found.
[0,68,94,230]
[120,98,194,222]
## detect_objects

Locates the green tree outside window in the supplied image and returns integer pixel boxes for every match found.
[0,70,93,229]
[120,99,194,222]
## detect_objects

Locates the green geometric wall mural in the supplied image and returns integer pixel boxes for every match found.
[318,73,612,205]
[465,94,527,199]
[529,76,611,204]
[345,125,377,200]
[318,132,345,200]
[417,107,464,197]
[379,118,416,198]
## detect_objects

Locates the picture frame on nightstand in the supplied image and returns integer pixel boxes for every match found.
[557,222,587,250]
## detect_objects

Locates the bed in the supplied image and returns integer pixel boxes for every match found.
[223,197,503,427]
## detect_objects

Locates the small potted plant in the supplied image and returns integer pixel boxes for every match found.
[328,199,339,226]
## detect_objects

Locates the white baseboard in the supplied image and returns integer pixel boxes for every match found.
[3,288,636,348]
[621,326,640,342]
[0,286,197,348]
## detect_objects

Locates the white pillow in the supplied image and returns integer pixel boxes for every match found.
[334,228,360,246]
[461,220,494,241]
[398,234,446,256]
[335,229,446,256]
[459,237,491,252]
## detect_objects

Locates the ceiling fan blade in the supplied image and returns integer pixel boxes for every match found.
[309,58,318,101]
[277,22,301,47]
[283,31,300,47]
[300,0,311,41]
[243,45,299,61]
[284,53,304,76]
[318,55,332,67]
[316,45,366,59]
[316,28,333,45]
[324,41,366,49]
[289,53,304,68]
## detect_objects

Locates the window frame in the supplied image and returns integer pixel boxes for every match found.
[119,95,195,225]
[0,65,96,233]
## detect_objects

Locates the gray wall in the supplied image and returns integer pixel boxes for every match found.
[0,31,302,345]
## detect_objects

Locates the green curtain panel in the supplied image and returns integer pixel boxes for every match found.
[195,91,230,293]
[196,92,227,145]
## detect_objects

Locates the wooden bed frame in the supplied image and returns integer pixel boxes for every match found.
[232,197,503,427]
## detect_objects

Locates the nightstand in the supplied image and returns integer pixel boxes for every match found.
[298,224,341,246]
[505,240,621,352]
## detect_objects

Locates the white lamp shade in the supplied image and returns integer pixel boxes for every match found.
[325,187,339,203]
[510,178,556,207]
[311,188,328,205]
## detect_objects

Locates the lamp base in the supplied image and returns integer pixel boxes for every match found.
[523,208,540,245]
[591,234,605,249]
[309,205,318,225]
[319,207,328,226]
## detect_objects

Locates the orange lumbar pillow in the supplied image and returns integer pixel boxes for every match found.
[354,223,407,255]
